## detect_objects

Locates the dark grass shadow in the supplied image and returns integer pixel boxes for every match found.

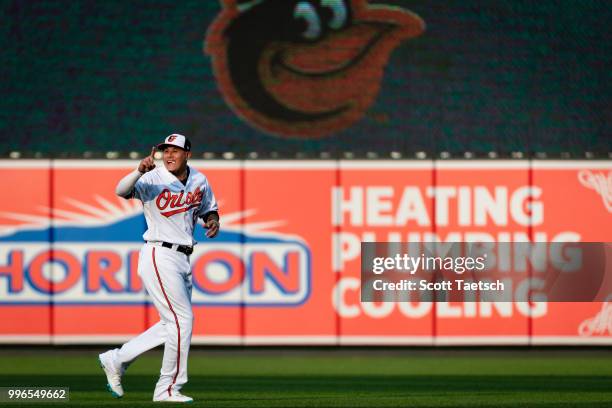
[1,374,611,394]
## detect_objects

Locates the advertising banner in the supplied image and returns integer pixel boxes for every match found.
[0,160,610,345]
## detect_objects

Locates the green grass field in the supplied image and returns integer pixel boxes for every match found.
[1,349,611,407]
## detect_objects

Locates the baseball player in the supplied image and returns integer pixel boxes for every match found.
[98,134,219,403]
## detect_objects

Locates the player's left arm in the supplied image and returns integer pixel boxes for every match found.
[199,177,220,238]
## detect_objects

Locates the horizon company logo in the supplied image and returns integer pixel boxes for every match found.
[0,196,311,307]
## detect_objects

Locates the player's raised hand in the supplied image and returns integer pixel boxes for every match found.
[205,218,220,238]
[138,147,157,173]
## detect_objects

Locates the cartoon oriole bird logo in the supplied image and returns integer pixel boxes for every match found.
[205,0,425,139]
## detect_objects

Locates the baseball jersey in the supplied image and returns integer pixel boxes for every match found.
[132,165,218,246]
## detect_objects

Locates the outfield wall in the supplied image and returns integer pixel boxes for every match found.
[0,160,610,345]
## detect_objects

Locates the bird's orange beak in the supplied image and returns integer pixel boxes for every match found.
[206,0,425,138]
[259,8,424,116]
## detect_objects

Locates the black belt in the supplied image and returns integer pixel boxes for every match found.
[158,241,193,255]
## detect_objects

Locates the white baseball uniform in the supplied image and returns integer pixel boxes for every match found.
[103,164,218,400]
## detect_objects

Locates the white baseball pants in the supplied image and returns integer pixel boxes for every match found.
[107,243,194,400]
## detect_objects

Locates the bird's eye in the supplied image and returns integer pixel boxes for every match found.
[293,2,322,40]
[320,0,348,30]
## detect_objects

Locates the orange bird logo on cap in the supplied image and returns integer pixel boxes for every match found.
[205,0,425,139]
